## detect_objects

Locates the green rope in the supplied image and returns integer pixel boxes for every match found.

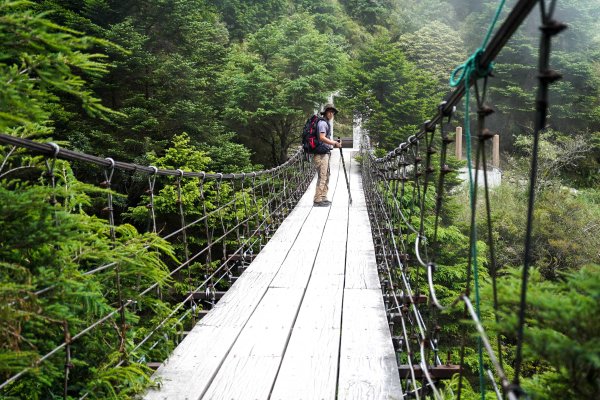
[449,1,506,398]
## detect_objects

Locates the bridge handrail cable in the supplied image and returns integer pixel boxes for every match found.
[0,132,313,393]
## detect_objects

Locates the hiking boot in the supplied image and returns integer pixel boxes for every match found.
[313,201,330,207]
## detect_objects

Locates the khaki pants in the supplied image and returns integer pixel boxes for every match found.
[313,153,330,203]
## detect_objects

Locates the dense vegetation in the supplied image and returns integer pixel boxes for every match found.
[1,0,598,398]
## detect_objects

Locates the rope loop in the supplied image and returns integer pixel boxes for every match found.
[48,142,60,158]
[148,166,158,188]
[450,49,494,88]
[104,157,115,184]
[198,172,206,200]
[450,0,506,89]
[216,173,223,195]
[175,169,184,200]
[147,166,158,233]
[175,169,185,189]
[44,142,60,177]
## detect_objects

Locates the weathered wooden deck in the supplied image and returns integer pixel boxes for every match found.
[145,149,403,400]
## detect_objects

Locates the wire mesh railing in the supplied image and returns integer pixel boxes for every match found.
[0,134,313,398]
[360,0,565,398]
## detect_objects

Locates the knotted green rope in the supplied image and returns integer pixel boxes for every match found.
[449,1,506,397]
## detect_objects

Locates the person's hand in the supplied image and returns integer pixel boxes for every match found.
[336,139,341,148]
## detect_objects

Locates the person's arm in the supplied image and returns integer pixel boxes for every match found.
[320,132,341,147]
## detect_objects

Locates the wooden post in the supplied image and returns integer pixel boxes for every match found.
[492,134,500,168]
[455,127,462,160]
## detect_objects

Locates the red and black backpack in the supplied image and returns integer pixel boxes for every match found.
[301,114,328,154]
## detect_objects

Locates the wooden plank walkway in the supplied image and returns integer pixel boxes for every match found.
[144,150,403,400]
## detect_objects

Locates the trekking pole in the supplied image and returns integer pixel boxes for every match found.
[338,138,352,205]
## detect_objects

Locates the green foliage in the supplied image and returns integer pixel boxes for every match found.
[35,0,236,164]
[126,133,212,225]
[398,21,466,92]
[455,170,600,282]
[0,0,118,136]
[84,360,153,399]
[125,133,264,264]
[343,32,438,151]
[207,0,289,42]
[199,132,261,173]
[388,0,456,36]
[220,12,348,165]
[1,0,599,397]
[339,0,394,29]
[0,179,175,398]
[492,265,600,399]
[508,129,600,190]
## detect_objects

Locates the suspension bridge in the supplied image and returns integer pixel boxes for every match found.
[0,0,569,399]
[144,150,403,400]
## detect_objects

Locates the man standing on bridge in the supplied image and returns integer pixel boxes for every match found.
[313,103,342,207]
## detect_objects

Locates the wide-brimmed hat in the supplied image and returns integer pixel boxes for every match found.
[320,103,339,115]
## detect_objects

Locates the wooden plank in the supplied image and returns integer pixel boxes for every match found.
[268,218,326,289]
[270,213,346,288]
[344,248,380,290]
[146,272,280,398]
[201,288,304,400]
[270,177,348,400]
[207,355,283,400]
[256,203,313,247]
[148,148,405,400]
[338,289,403,400]
[268,249,316,289]
[146,176,319,399]
[398,364,461,379]
[311,160,349,279]
[199,272,274,328]
[271,354,338,400]
[245,246,292,273]
[270,275,344,400]
[269,196,333,289]
[344,170,380,290]
[145,325,240,400]
[310,230,347,278]
[338,354,402,400]
[347,153,368,209]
